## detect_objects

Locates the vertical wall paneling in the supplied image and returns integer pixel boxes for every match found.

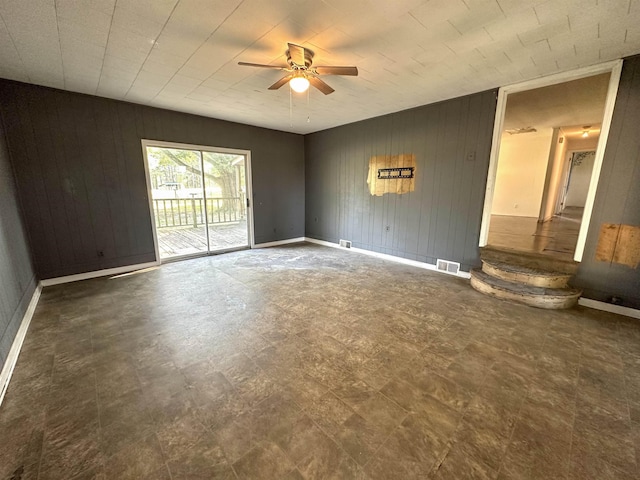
[573,55,640,308]
[305,89,498,272]
[4,60,637,308]
[0,106,36,369]
[0,80,305,279]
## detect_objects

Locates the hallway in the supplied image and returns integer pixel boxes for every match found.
[487,207,584,261]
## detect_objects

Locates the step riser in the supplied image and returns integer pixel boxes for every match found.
[470,275,580,310]
[481,261,570,289]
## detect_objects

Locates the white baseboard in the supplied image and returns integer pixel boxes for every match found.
[304,238,337,249]
[41,261,160,286]
[253,237,306,249]
[303,237,472,279]
[0,282,42,407]
[578,298,640,319]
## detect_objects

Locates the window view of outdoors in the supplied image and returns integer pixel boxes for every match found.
[147,147,248,259]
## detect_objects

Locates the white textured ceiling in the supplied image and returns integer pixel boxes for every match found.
[0,0,639,134]
[503,72,609,130]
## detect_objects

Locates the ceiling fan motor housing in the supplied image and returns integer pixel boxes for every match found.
[238,43,356,95]
[287,47,314,68]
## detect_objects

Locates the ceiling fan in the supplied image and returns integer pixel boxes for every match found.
[238,43,358,95]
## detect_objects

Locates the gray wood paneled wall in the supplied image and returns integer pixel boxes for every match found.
[573,55,640,309]
[0,80,305,279]
[2,58,637,309]
[305,90,497,272]
[0,112,36,369]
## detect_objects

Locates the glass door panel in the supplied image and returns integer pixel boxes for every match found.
[147,147,207,260]
[146,144,251,261]
[202,152,248,251]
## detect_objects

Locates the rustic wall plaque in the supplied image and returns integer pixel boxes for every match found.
[367,154,416,196]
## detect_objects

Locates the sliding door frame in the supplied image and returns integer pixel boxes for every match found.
[141,139,254,263]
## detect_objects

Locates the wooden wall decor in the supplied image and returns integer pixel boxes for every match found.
[595,223,640,268]
[367,153,416,196]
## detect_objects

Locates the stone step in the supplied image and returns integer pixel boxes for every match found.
[481,260,572,289]
[480,246,579,275]
[470,269,581,310]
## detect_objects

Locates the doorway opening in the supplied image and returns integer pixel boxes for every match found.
[142,141,252,262]
[479,60,622,262]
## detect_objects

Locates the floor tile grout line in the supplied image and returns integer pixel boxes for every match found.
[193,366,301,473]
[614,318,635,428]
[35,315,63,480]
[355,342,480,474]
[436,359,497,474]
[566,333,583,478]
[494,318,556,479]
[151,431,174,480]
[612,318,639,473]
[295,394,373,474]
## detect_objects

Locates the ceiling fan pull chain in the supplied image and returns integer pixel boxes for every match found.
[307,87,310,123]
[289,86,293,127]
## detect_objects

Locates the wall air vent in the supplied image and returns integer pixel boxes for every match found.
[339,239,352,248]
[436,259,460,275]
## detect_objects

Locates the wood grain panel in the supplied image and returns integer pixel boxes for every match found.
[595,223,620,262]
[613,225,640,268]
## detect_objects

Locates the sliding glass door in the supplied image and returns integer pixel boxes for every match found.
[143,142,251,261]
[202,152,248,252]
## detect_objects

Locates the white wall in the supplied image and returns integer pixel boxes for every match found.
[539,129,568,221]
[565,150,596,207]
[567,135,599,151]
[562,135,599,209]
[491,128,554,217]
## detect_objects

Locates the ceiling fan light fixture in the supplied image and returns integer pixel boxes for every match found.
[289,75,310,93]
[582,125,591,138]
[239,43,355,95]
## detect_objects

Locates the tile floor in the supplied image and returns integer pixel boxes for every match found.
[0,243,639,479]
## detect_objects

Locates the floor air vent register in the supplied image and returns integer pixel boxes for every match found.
[436,259,460,275]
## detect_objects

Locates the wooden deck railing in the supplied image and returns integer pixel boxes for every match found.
[153,197,245,228]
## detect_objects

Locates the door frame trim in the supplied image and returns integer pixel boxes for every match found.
[141,139,254,263]
[478,59,623,262]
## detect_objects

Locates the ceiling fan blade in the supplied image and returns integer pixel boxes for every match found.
[268,75,293,90]
[288,43,306,66]
[314,66,359,76]
[238,62,287,70]
[309,76,335,95]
